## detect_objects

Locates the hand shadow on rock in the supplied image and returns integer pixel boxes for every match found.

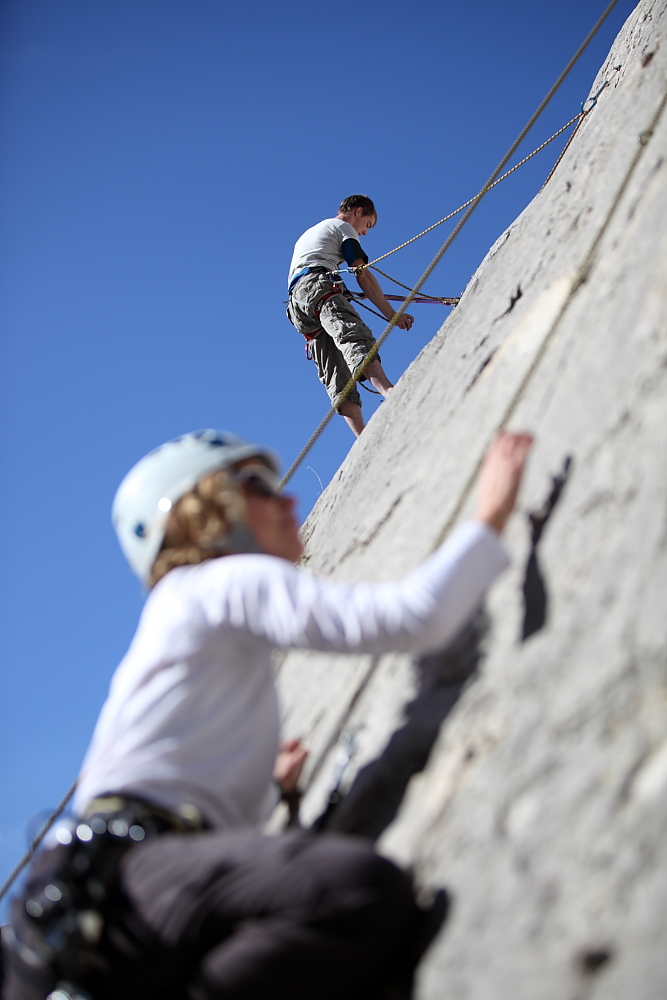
[313,609,489,840]
[522,456,572,641]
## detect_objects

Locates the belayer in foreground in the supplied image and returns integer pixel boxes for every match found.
[2,428,532,1000]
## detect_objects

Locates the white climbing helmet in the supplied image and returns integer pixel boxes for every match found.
[112,429,280,585]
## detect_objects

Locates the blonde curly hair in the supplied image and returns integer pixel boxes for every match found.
[148,468,246,589]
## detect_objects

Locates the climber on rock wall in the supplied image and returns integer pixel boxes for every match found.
[287,195,415,437]
[2,429,532,1000]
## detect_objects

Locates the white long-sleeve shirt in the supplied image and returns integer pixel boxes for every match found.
[74,521,509,829]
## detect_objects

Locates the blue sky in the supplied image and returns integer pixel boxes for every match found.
[0,0,635,911]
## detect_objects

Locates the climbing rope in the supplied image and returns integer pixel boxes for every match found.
[363,78,613,271]
[279,0,621,490]
[0,779,77,904]
[363,267,460,303]
[541,116,586,191]
[540,80,612,190]
[339,101,608,302]
[332,115,595,301]
[365,114,585,268]
[352,297,391,323]
[353,292,459,325]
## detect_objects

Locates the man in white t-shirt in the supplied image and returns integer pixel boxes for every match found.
[287,195,414,437]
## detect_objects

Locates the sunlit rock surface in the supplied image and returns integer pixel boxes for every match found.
[275,2,667,996]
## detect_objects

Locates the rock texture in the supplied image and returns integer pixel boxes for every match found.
[275,3,667,998]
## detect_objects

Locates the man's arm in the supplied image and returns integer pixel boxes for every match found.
[353,260,414,331]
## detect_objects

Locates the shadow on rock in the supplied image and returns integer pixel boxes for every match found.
[313,610,489,840]
[522,455,572,641]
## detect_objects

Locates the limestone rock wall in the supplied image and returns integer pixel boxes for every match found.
[275,3,667,997]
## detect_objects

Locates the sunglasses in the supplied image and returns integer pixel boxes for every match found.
[232,465,282,499]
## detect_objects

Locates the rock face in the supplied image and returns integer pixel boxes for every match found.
[275,3,667,998]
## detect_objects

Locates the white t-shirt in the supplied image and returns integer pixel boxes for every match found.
[74,521,509,830]
[288,218,361,286]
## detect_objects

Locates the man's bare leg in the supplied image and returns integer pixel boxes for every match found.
[363,359,393,397]
[339,400,365,437]
[339,358,393,437]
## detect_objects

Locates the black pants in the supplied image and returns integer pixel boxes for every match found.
[3,830,426,1000]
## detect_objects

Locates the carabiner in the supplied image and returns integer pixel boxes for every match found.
[581,80,609,114]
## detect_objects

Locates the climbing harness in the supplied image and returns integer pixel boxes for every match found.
[304,284,343,358]
[3,797,207,1000]
[290,275,350,360]
[278,0,622,490]
[288,272,450,366]
[4,818,138,1000]
[310,286,383,395]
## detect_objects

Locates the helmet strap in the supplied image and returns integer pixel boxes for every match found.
[207,522,263,555]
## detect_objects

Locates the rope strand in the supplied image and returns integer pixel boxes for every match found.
[367,266,460,303]
[540,115,587,190]
[367,114,583,267]
[0,780,77,904]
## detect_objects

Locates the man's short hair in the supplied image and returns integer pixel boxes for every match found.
[338,194,377,219]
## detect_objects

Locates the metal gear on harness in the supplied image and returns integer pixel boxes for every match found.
[3,818,138,1000]
[3,799,207,1000]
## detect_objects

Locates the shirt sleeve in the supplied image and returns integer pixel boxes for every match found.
[198,521,509,656]
[341,237,368,266]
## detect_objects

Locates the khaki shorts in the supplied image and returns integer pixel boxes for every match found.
[288,272,379,409]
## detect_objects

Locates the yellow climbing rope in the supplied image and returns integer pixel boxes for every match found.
[334,114,590,301]
[348,82,613,303]
[365,113,585,269]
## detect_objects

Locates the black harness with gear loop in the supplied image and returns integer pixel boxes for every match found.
[287,267,351,360]
[3,796,207,1000]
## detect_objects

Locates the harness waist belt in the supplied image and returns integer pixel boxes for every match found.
[288,265,329,293]
[84,794,209,835]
